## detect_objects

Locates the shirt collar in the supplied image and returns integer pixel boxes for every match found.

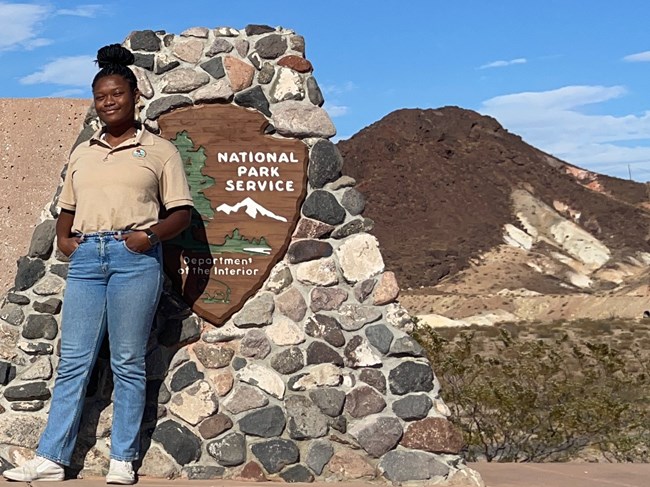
[89,124,155,148]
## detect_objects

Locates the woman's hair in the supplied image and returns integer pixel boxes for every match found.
[92,44,138,92]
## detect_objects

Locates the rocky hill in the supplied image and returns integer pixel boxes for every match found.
[338,107,650,322]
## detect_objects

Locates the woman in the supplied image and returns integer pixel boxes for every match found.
[3,44,193,484]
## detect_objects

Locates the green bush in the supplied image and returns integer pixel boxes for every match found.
[412,323,650,462]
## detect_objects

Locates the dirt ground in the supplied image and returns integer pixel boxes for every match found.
[0,98,89,296]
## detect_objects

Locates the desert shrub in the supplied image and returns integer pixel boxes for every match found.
[412,324,650,462]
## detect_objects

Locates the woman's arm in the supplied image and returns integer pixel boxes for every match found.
[122,206,192,252]
[56,209,81,257]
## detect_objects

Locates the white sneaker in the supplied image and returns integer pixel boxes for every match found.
[2,455,65,482]
[106,459,135,485]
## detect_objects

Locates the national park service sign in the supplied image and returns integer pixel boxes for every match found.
[158,104,307,325]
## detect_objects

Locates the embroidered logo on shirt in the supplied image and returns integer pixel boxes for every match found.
[133,148,147,158]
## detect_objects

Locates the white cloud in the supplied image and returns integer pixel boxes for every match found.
[324,103,349,118]
[479,58,527,69]
[47,88,87,97]
[20,55,97,86]
[479,85,650,180]
[321,81,356,95]
[623,50,650,62]
[0,2,51,51]
[56,4,104,18]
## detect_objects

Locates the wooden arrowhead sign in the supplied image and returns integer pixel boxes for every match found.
[158,104,308,325]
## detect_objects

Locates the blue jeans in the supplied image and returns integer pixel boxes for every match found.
[37,232,163,466]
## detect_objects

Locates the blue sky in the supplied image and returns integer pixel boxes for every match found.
[1,1,650,181]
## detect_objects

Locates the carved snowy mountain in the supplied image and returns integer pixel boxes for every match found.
[215,196,288,222]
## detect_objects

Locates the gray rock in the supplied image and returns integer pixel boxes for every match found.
[286,395,329,440]
[272,101,336,138]
[341,188,366,216]
[18,341,53,355]
[170,361,204,391]
[258,63,274,84]
[21,356,53,381]
[386,303,416,333]
[147,380,171,404]
[146,95,192,119]
[287,240,333,264]
[389,336,425,357]
[289,35,305,54]
[28,220,56,259]
[310,287,348,312]
[309,140,343,188]
[389,361,434,395]
[192,79,234,102]
[331,218,375,239]
[327,175,357,191]
[206,38,233,56]
[280,465,314,483]
[350,416,403,458]
[33,298,62,315]
[4,381,50,401]
[248,51,263,70]
[151,420,201,465]
[0,360,14,385]
[233,292,274,327]
[240,329,271,359]
[155,55,180,74]
[0,415,46,448]
[1,303,24,326]
[302,190,345,225]
[275,287,307,322]
[207,432,246,467]
[6,293,30,305]
[245,24,275,35]
[345,386,386,418]
[171,37,204,63]
[222,384,269,414]
[329,415,347,433]
[194,343,234,369]
[232,357,247,370]
[129,30,161,51]
[338,304,383,331]
[181,26,209,38]
[14,257,46,291]
[264,265,293,294]
[158,316,201,347]
[22,314,58,340]
[392,394,433,421]
[234,86,271,117]
[306,440,334,475]
[235,39,249,57]
[270,347,304,375]
[33,275,64,296]
[379,450,450,482]
[200,57,226,79]
[306,77,324,107]
[305,314,345,347]
[254,34,287,59]
[182,466,225,480]
[198,413,232,439]
[344,336,382,368]
[308,388,345,417]
[354,279,376,303]
[251,439,299,474]
[358,369,386,393]
[49,264,68,279]
[239,406,286,437]
[365,323,394,354]
[161,68,209,93]
[10,400,44,412]
[306,341,343,366]
[133,53,154,70]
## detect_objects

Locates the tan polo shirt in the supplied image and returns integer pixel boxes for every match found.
[58,128,193,234]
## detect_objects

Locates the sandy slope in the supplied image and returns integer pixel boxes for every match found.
[0,98,89,296]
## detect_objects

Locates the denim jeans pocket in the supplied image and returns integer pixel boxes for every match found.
[67,242,82,259]
[122,239,157,256]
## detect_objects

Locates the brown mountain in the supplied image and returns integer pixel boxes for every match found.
[337,107,650,303]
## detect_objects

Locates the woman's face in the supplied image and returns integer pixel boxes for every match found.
[93,74,138,128]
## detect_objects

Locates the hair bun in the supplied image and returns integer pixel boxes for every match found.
[96,44,135,69]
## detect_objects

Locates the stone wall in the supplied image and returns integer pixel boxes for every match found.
[0,25,482,486]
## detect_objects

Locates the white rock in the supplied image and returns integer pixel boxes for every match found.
[336,234,384,283]
[295,257,338,286]
[503,223,534,250]
[132,66,154,99]
[269,67,304,102]
[266,315,305,346]
[238,363,285,399]
[21,356,52,380]
[271,100,336,138]
[192,78,233,102]
[169,380,219,426]
[294,363,342,389]
[417,314,469,328]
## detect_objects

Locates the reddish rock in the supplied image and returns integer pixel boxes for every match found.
[344,385,386,418]
[278,55,313,73]
[293,218,334,239]
[372,271,400,305]
[327,449,375,479]
[207,369,234,396]
[275,287,307,322]
[224,56,255,92]
[236,461,267,482]
[198,413,233,439]
[310,287,348,312]
[400,417,464,454]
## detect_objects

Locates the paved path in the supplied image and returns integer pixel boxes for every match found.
[2,463,650,486]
